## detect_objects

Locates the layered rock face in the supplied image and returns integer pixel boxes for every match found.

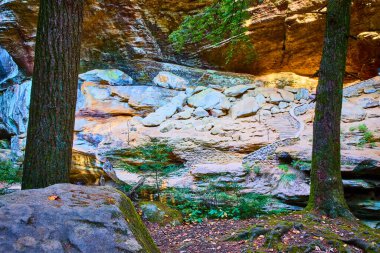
[1,0,379,78]
[0,184,159,252]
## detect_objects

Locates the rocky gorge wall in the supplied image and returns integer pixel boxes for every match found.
[0,0,379,79]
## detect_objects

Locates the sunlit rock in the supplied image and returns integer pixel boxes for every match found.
[342,102,367,123]
[187,88,231,111]
[223,84,253,97]
[153,71,188,90]
[79,69,133,86]
[231,97,260,119]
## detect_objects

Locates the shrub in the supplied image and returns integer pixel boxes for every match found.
[165,185,277,223]
[122,142,183,199]
[0,159,21,184]
[358,124,368,133]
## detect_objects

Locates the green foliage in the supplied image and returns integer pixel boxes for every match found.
[253,166,261,175]
[0,159,21,184]
[349,126,356,132]
[0,140,10,149]
[353,124,376,148]
[291,160,311,171]
[357,123,368,133]
[278,164,289,173]
[122,142,183,199]
[280,173,297,184]
[165,184,276,223]
[169,0,263,63]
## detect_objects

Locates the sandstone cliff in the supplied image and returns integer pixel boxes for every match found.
[1,0,379,78]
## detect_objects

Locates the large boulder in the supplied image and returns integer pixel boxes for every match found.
[0,184,159,253]
[0,47,18,85]
[191,163,247,178]
[341,102,367,123]
[153,71,188,90]
[223,85,253,97]
[79,69,133,86]
[142,93,187,126]
[110,86,180,110]
[187,88,231,111]
[231,97,260,119]
[79,82,136,117]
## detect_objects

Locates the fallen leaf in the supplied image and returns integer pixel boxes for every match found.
[48,195,60,201]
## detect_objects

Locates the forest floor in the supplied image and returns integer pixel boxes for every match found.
[145,212,380,253]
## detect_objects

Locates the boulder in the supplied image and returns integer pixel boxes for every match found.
[358,97,379,109]
[80,82,136,116]
[341,102,367,122]
[271,106,280,114]
[173,107,194,120]
[210,109,226,118]
[153,71,188,90]
[193,107,209,118]
[295,88,310,101]
[139,201,182,226]
[79,69,133,86]
[278,89,295,102]
[191,163,247,178]
[142,93,186,126]
[110,86,180,110]
[0,184,159,253]
[0,46,18,84]
[269,92,283,104]
[278,102,289,109]
[187,88,231,111]
[223,85,253,97]
[231,97,260,119]
[255,94,266,105]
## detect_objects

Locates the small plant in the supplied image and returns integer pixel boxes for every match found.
[280,173,297,184]
[354,124,376,148]
[291,160,311,171]
[358,124,369,133]
[349,126,356,132]
[122,142,183,199]
[0,159,22,195]
[278,164,289,173]
[0,159,21,184]
[253,166,261,175]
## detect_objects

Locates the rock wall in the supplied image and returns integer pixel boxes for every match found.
[1,0,379,78]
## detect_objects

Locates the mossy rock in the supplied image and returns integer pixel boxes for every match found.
[139,201,183,226]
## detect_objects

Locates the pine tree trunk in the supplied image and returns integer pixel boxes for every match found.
[22,0,84,189]
[307,0,353,218]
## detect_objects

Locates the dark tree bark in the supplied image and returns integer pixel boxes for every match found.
[22,0,84,189]
[307,0,353,218]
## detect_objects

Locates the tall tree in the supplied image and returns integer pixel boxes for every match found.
[22,0,84,189]
[307,0,353,218]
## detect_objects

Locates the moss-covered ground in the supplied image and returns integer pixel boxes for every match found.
[145,211,380,253]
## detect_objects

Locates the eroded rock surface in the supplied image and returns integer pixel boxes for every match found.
[0,184,159,253]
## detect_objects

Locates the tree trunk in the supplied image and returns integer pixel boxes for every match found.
[307,0,353,218]
[22,0,84,189]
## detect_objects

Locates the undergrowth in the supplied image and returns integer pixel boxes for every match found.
[163,183,287,223]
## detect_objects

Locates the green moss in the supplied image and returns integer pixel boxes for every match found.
[139,201,183,226]
[117,190,160,253]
